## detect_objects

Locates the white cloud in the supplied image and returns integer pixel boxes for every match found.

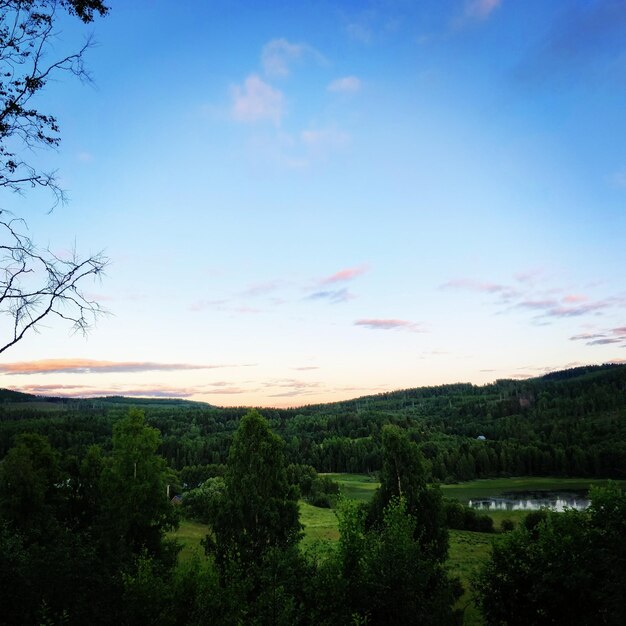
[465,0,502,20]
[327,76,362,93]
[231,74,285,125]
[261,38,323,78]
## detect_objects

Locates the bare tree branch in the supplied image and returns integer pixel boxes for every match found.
[0,214,108,354]
[0,1,108,206]
[0,1,109,353]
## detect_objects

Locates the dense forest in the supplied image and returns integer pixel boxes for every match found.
[2,364,625,484]
[0,367,626,626]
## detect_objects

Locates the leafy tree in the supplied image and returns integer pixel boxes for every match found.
[100,408,178,562]
[370,424,448,561]
[209,409,301,568]
[317,498,460,626]
[0,432,62,535]
[474,484,626,626]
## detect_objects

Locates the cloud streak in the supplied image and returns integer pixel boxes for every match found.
[445,273,626,323]
[0,359,232,376]
[307,288,355,303]
[354,318,424,332]
[319,265,368,285]
[569,325,626,347]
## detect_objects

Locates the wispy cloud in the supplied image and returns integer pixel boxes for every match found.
[231,74,284,125]
[442,278,519,301]
[319,265,368,285]
[465,0,502,21]
[570,325,626,347]
[240,281,282,297]
[261,38,324,78]
[354,318,424,332]
[264,377,322,398]
[189,299,227,312]
[327,76,361,93]
[11,383,201,399]
[0,359,230,376]
[517,299,610,318]
[308,288,355,303]
[444,273,626,325]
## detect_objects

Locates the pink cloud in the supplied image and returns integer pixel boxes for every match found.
[354,318,424,332]
[11,384,200,399]
[319,265,369,285]
[0,359,230,375]
[563,294,588,303]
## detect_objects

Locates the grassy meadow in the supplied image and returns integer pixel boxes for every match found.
[172,474,618,624]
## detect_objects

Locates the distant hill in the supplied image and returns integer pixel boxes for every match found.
[1,362,625,410]
[1,362,625,481]
[0,389,211,410]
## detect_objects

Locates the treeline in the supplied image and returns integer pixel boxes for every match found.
[2,407,624,625]
[1,364,625,481]
[0,410,462,625]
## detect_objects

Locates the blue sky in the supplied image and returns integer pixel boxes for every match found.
[2,0,626,406]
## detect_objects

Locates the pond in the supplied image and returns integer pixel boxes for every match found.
[468,490,590,512]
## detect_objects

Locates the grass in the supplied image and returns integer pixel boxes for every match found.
[168,519,209,563]
[448,530,494,626]
[323,473,380,501]
[171,475,615,624]
[299,501,340,547]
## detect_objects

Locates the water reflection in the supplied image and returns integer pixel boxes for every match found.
[468,491,590,512]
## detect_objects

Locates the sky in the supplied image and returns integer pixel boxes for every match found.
[1,0,626,407]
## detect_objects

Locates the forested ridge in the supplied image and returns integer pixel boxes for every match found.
[2,363,625,481]
[1,365,625,625]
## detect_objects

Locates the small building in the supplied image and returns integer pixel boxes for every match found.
[476,435,486,441]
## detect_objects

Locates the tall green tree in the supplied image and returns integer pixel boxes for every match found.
[100,408,178,562]
[370,424,448,561]
[210,409,301,567]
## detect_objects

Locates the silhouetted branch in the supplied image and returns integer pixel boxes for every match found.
[0,215,108,354]
[0,1,108,208]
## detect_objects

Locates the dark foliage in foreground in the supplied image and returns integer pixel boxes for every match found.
[474,483,626,626]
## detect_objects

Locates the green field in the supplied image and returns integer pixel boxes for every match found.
[323,473,380,501]
[168,519,209,562]
[299,501,340,546]
[172,475,618,625]
[440,476,622,503]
